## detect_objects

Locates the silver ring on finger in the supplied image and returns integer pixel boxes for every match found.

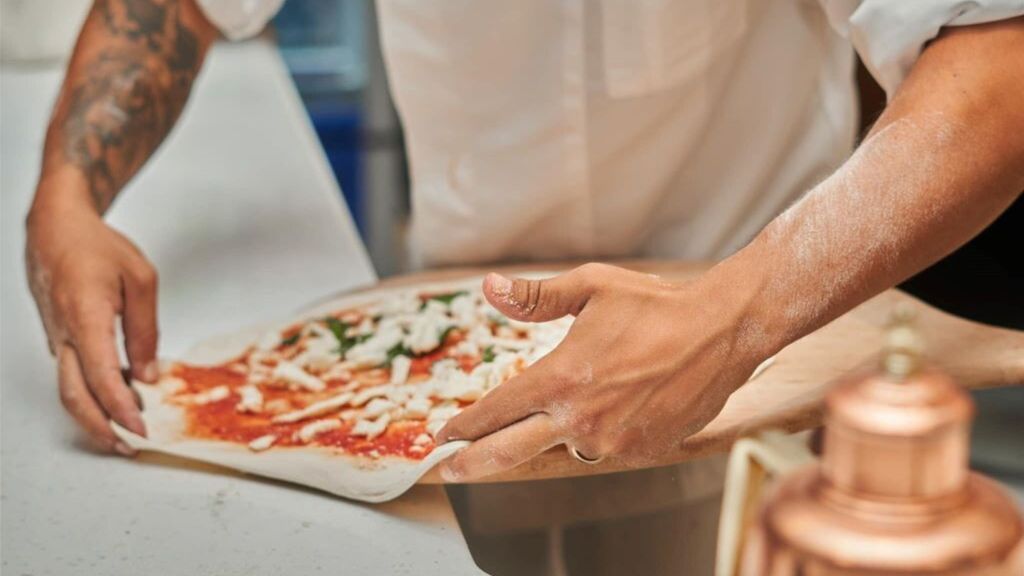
[568,445,604,465]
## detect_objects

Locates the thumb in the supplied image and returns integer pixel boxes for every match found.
[483,267,596,323]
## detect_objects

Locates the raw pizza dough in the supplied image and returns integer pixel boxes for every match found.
[113,276,568,502]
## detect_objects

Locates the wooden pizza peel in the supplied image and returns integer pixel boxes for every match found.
[335,260,1024,484]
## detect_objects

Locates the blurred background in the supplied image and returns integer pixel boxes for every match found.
[271,0,412,277]
[2,0,410,273]
[2,2,1020,574]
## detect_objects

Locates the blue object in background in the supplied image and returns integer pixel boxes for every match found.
[306,101,365,235]
[273,1,369,235]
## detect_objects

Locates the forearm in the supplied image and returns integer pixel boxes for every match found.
[32,0,217,217]
[717,18,1024,357]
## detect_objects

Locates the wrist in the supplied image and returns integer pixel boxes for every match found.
[27,167,102,233]
[702,241,794,365]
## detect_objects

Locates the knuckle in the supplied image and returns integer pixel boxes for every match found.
[570,407,600,437]
[68,293,93,315]
[576,262,603,275]
[66,298,114,335]
[65,291,101,321]
[128,259,158,289]
[488,447,518,470]
[546,363,579,395]
[58,383,79,412]
[575,262,611,285]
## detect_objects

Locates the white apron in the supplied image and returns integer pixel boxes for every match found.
[197,0,1024,266]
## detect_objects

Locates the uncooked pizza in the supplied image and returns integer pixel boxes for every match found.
[113,277,571,502]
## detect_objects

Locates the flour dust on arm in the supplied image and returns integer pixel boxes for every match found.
[711,18,1024,355]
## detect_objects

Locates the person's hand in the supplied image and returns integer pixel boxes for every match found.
[436,263,773,481]
[26,195,156,455]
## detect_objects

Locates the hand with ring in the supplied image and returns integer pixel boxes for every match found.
[436,263,774,481]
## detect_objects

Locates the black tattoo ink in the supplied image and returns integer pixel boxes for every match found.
[62,0,201,212]
[169,17,199,74]
[63,54,163,208]
[101,0,168,51]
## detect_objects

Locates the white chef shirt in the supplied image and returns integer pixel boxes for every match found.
[197,0,1024,267]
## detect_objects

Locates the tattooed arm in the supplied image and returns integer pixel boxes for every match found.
[41,0,217,211]
[25,0,218,453]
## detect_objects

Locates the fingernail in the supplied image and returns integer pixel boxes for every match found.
[142,361,159,383]
[126,414,147,436]
[440,464,461,483]
[487,273,512,297]
[114,442,136,457]
[435,426,458,444]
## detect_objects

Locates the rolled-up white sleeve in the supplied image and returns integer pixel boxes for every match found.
[195,0,286,41]
[822,0,1024,97]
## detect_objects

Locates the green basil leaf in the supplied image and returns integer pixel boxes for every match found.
[422,290,469,308]
[481,346,496,363]
[324,317,349,345]
[385,342,412,365]
[437,325,457,346]
[280,332,302,347]
[326,317,372,356]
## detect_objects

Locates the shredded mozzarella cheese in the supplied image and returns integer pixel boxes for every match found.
[401,397,432,420]
[193,385,230,405]
[425,420,446,436]
[235,385,264,413]
[296,419,342,443]
[272,391,354,424]
[273,360,326,392]
[256,330,282,351]
[345,325,404,367]
[362,397,396,419]
[351,414,391,440]
[248,434,277,452]
[350,384,390,407]
[390,355,412,386]
[427,403,461,424]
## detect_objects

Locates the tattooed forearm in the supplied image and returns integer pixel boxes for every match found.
[53,0,209,212]
[101,0,199,72]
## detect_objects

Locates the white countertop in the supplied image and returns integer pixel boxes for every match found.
[1,39,482,575]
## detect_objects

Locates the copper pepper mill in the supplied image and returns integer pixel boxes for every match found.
[744,311,1024,575]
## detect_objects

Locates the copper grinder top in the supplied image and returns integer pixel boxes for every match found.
[761,309,1024,574]
[822,310,975,503]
